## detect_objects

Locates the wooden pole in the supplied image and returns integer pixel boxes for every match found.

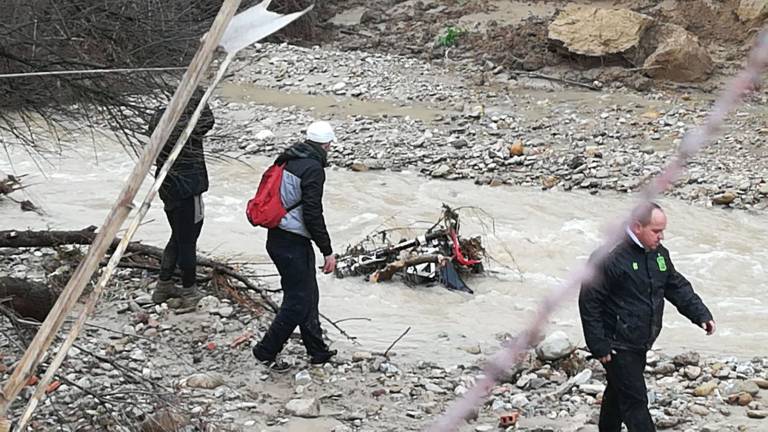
[0,0,242,424]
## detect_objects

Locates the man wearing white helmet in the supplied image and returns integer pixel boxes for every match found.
[253,120,338,368]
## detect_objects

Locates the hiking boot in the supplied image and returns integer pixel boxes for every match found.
[253,345,291,371]
[309,349,337,365]
[176,284,204,309]
[151,279,180,304]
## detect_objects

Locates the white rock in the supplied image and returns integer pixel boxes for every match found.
[535,331,575,361]
[295,370,312,386]
[285,398,320,418]
[254,130,275,140]
[196,296,220,313]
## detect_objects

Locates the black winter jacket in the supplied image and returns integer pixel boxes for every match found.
[272,141,333,256]
[578,237,713,357]
[149,97,215,206]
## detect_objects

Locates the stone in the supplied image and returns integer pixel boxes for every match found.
[694,381,718,397]
[352,351,373,362]
[431,164,451,177]
[216,306,234,318]
[328,6,367,27]
[641,24,712,82]
[475,426,494,432]
[548,6,652,56]
[747,410,768,419]
[196,296,220,314]
[510,394,530,408]
[684,366,702,380]
[673,351,700,366]
[285,398,320,418]
[350,162,369,172]
[725,380,760,396]
[254,130,274,141]
[184,373,225,389]
[463,345,482,355]
[653,363,676,376]
[751,378,768,389]
[689,404,710,416]
[295,370,312,386]
[579,384,606,395]
[737,0,768,22]
[535,331,574,361]
[509,140,525,156]
[139,409,189,432]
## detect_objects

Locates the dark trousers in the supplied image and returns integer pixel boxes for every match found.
[255,229,328,359]
[159,196,203,288]
[600,350,656,432]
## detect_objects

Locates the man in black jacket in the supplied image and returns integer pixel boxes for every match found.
[579,202,715,432]
[148,88,215,307]
[253,120,338,368]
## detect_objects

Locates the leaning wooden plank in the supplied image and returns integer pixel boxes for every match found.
[0,0,242,424]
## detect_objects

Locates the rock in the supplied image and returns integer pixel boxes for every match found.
[548,6,652,56]
[510,394,530,408]
[579,384,606,395]
[129,349,147,362]
[254,130,274,141]
[689,404,710,416]
[655,416,680,428]
[295,370,312,386]
[184,372,225,389]
[196,296,220,314]
[431,164,451,178]
[350,162,369,172]
[475,426,494,432]
[725,380,760,396]
[133,294,154,306]
[285,398,320,418]
[352,351,373,362]
[653,363,676,376]
[694,381,718,397]
[684,366,702,380]
[713,192,737,205]
[747,410,768,419]
[535,331,574,361]
[328,6,367,27]
[673,351,700,366]
[215,305,234,318]
[737,0,768,22]
[727,392,754,406]
[463,345,482,355]
[641,24,713,82]
[509,140,525,156]
[751,378,768,389]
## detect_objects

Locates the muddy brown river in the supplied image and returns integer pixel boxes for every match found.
[2,140,766,364]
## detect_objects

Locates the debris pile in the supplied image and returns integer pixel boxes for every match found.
[334,205,485,293]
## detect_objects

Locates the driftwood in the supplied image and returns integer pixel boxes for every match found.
[370,255,442,283]
[0,225,276,302]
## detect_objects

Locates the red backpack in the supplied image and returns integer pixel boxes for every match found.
[246,164,300,228]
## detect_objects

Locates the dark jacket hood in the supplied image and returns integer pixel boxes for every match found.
[275,141,328,167]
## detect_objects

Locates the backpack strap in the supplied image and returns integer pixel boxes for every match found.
[285,200,302,212]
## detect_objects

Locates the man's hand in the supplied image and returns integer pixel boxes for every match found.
[599,354,612,364]
[322,255,336,274]
[700,320,716,335]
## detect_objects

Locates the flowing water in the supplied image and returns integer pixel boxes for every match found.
[2,141,766,364]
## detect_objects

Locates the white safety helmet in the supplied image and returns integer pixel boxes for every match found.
[306,121,336,144]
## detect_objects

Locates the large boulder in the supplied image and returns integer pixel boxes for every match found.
[548,6,653,56]
[737,0,768,22]
[641,24,713,82]
[535,331,575,361]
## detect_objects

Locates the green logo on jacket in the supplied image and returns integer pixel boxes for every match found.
[656,254,667,272]
[632,262,639,271]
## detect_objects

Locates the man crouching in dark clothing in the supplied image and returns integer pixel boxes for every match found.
[578,202,716,432]
[253,120,338,369]
[148,88,214,308]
